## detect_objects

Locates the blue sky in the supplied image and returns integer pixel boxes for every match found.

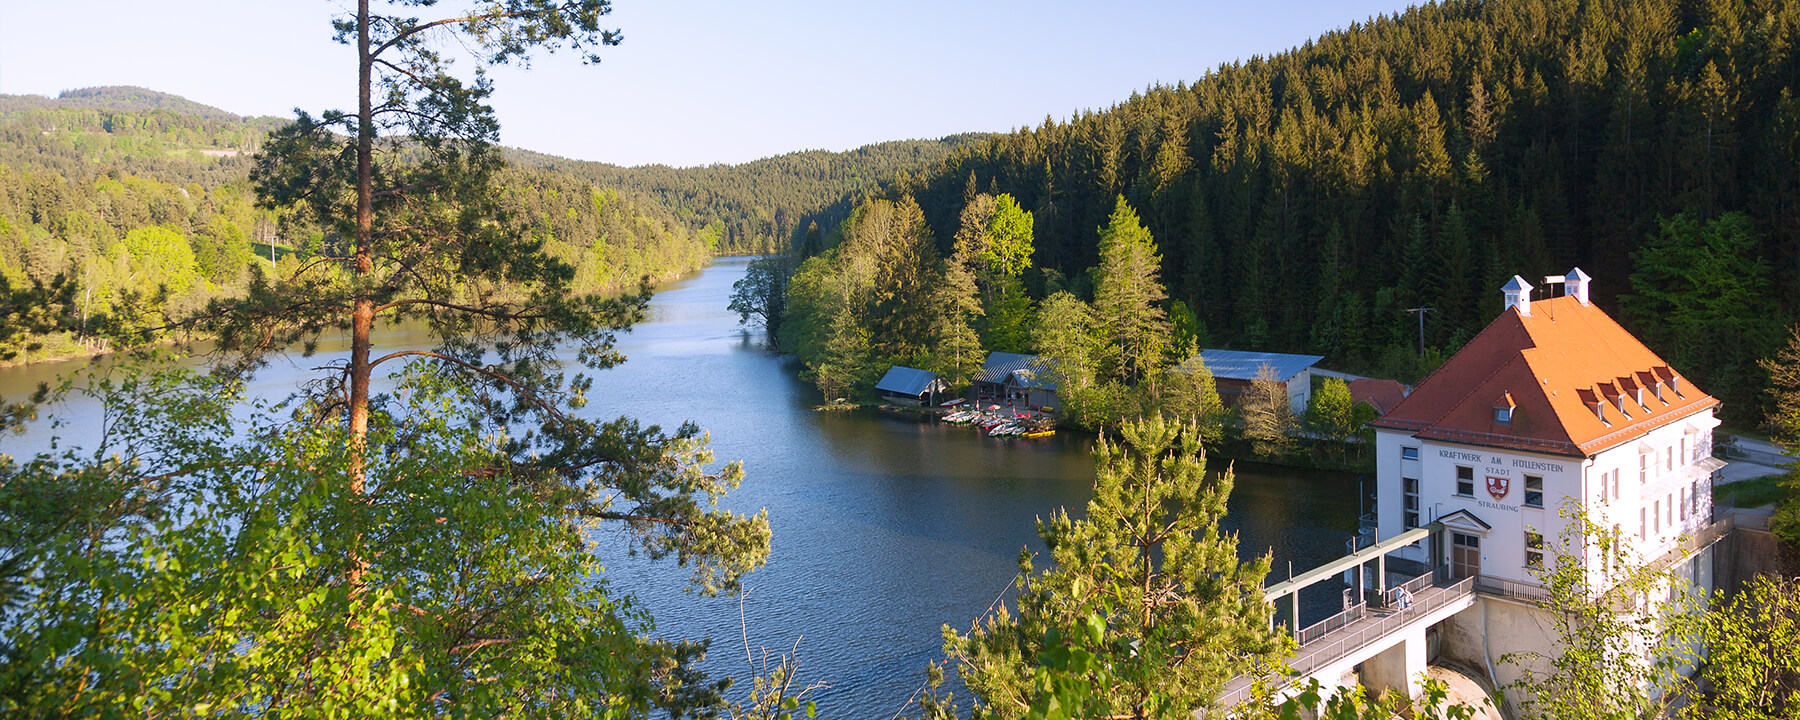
[3,0,1419,168]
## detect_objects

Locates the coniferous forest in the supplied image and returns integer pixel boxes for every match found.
[819,0,1800,423]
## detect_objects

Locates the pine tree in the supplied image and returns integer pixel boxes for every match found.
[941,416,1287,719]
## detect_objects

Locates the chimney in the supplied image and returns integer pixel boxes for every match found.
[1566,267,1592,305]
[1502,275,1534,317]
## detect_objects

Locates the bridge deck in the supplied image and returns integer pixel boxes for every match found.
[1217,574,1477,709]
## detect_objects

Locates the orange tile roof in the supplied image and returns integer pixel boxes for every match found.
[1371,295,1718,457]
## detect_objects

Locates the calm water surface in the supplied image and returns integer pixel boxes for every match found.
[0,257,1361,719]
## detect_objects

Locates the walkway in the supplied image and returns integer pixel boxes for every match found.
[1216,572,1477,708]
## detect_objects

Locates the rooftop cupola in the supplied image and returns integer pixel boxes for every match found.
[1566,267,1592,305]
[1502,275,1534,317]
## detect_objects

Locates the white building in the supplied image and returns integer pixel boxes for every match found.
[1372,270,1723,582]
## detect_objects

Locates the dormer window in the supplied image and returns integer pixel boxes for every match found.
[1494,392,1516,426]
[1580,387,1608,425]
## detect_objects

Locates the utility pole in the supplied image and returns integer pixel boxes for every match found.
[1404,307,1435,355]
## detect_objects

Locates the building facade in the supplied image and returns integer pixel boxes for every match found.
[1372,269,1723,588]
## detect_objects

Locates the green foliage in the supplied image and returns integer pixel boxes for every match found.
[1305,377,1358,443]
[730,255,791,347]
[979,274,1036,355]
[939,416,1287,719]
[1502,503,1703,720]
[983,194,1035,279]
[813,308,875,401]
[1092,197,1170,384]
[1689,575,1800,719]
[508,135,985,256]
[1031,291,1108,395]
[0,362,724,718]
[1758,326,1800,544]
[779,196,947,398]
[118,224,201,295]
[929,262,986,391]
[1623,212,1778,422]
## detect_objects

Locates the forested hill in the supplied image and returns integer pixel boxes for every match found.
[0,86,253,122]
[507,133,988,255]
[0,91,708,361]
[860,0,1800,420]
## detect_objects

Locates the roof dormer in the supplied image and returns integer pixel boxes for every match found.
[1579,387,1609,426]
[1654,365,1682,399]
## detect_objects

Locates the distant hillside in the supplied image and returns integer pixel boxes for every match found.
[0,86,253,122]
[508,133,988,254]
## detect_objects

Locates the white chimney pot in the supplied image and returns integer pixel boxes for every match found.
[1502,275,1534,317]
[1566,267,1592,305]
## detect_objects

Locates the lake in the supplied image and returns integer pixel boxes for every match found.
[0,256,1364,719]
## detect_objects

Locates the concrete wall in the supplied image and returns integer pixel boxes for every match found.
[1433,597,1558,720]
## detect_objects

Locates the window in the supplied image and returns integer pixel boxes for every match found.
[1495,406,1512,424]
[1525,531,1545,568]
[1667,446,1675,472]
[1654,500,1662,533]
[1403,477,1421,530]
[1680,488,1689,521]
[1454,533,1480,549]
[1640,508,1647,540]
[1681,438,1689,466]
[1640,454,1649,484]
[1525,475,1544,508]
[1401,446,1420,461]
[1667,492,1674,525]
[1611,469,1621,500]
[1456,465,1475,497]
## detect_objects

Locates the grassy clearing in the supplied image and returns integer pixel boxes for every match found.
[1715,472,1795,509]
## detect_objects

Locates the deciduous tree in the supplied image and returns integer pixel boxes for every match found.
[1240,365,1296,459]
[730,255,790,347]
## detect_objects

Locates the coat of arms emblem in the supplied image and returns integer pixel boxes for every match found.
[1486,475,1510,500]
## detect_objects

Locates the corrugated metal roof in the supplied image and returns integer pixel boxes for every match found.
[875,366,941,397]
[1196,349,1324,383]
[976,352,1057,390]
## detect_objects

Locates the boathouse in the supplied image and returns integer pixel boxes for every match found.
[874,366,949,407]
[975,352,1058,409]
[1187,349,1323,413]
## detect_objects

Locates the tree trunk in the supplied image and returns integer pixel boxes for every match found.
[350,0,375,489]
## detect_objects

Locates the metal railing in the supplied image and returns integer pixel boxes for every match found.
[1714,442,1793,468]
[1287,575,1477,677]
[1474,575,1550,603]
[1296,602,1367,646]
